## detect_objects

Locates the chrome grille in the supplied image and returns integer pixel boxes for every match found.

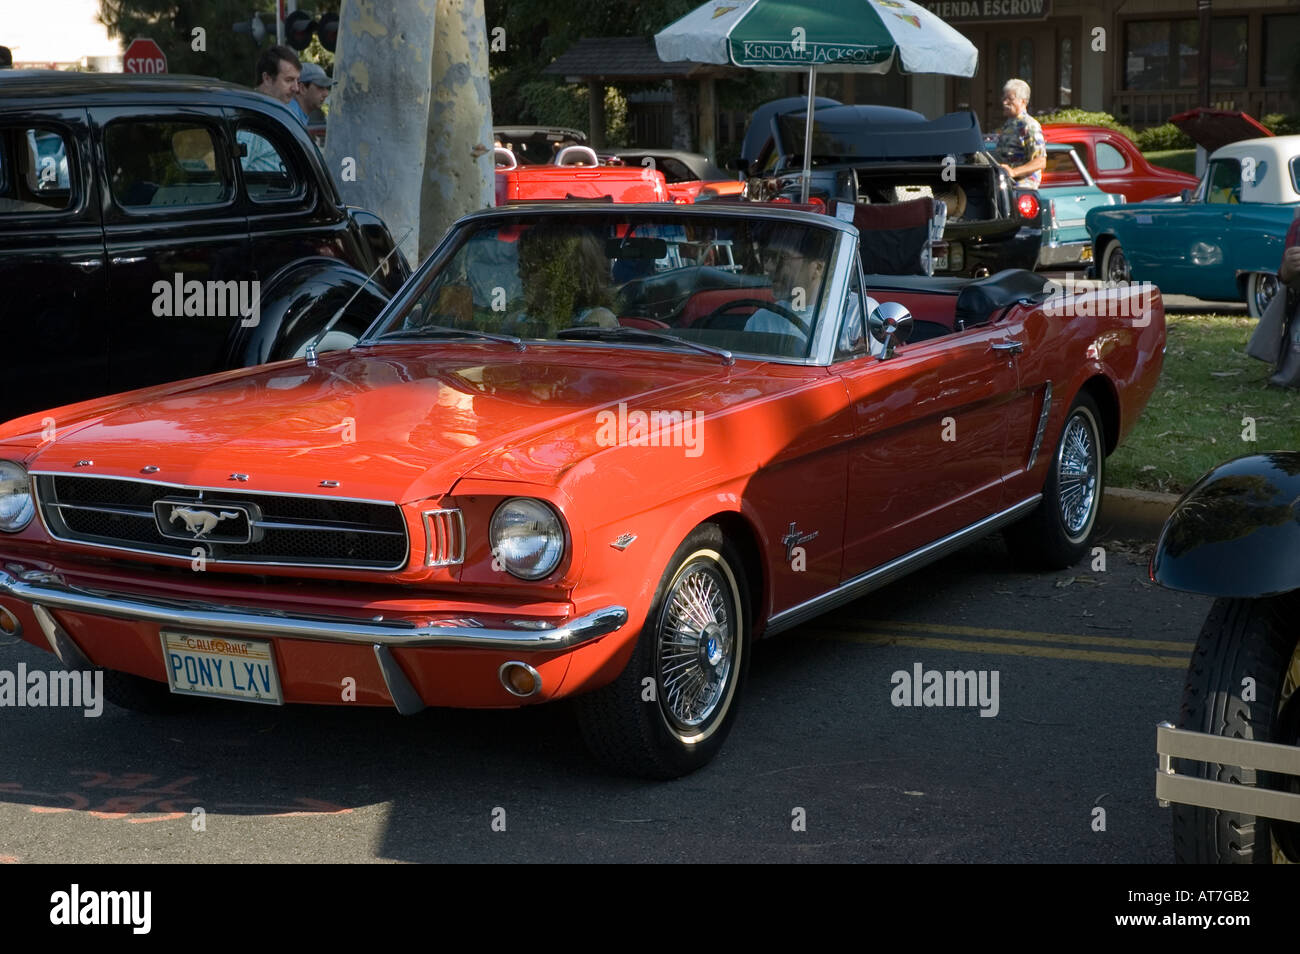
[422,508,466,567]
[35,474,410,570]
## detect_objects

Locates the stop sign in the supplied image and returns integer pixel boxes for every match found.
[123,38,167,74]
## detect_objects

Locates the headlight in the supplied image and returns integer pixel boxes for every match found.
[0,461,34,533]
[489,498,565,580]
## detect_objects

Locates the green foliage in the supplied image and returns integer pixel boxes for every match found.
[485,0,770,147]
[98,0,337,86]
[1109,312,1300,494]
[1134,122,1192,151]
[514,82,629,145]
[1261,113,1300,136]
[1036,108,1138,142]
[1142,149,1196,175]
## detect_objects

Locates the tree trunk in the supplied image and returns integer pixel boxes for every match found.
[419,0,495,261]
[324,0,494,268]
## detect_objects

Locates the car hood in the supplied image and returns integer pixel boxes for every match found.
[20,344,757,504]
[1170,108,1273,153]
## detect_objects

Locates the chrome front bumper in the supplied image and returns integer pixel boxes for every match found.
[0,568,628,653]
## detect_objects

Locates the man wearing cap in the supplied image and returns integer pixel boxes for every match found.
[291,63,334,127]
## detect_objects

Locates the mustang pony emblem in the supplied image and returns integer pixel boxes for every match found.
[169,507,241,539]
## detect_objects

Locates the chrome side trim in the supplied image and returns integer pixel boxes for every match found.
[765,495,1042,637]
[31,604,95,670]
[0,568,627,651]
[1027,381,1052,472]
[373,644,426,715]
[1156,724,1300,822]
[422,508,466,567]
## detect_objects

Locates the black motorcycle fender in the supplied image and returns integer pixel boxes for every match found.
[1151,452,1300,597]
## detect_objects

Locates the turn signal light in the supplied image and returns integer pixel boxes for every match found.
[499,661,542,698]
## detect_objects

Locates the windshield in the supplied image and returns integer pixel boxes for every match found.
[370,211,839,360]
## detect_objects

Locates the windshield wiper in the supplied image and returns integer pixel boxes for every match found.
[556,327,734,365]
[366,326,526,351]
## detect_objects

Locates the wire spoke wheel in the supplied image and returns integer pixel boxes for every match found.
[1057,410,1098,538]
[656,557,736,736]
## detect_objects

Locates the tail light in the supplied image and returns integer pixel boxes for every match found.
[808,196,826,214]
[1017,192,1039,219]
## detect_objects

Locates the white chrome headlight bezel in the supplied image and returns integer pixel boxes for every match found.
[489,497,567,581]
[0,461,34,533]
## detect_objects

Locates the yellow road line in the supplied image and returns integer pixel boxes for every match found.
[806,630,1189,669]
[825,619,1191,653]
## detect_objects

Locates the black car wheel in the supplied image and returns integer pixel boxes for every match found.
[1004,392,1104,569]
[574,523,750,779]
[1173,595,1300,863]
[1247,271,1281,321]
[1100,239,1131,284]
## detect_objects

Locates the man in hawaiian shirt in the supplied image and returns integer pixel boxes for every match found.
[995,78,1046,189]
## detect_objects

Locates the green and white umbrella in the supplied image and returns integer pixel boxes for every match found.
[656,0,978,200]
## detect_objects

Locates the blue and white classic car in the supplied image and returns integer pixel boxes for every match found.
[1086,135,1300,317]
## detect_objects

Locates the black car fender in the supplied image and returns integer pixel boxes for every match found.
[1151,452,1300,598]
[233,257,394,366]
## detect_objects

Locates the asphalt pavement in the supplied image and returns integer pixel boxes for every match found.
[0,530,1210,863]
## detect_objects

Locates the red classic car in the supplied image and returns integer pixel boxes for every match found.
[1043,124,1199,202]
[494,145,670,204]
[0,204,1165,778]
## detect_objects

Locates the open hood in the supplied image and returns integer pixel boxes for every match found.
[1169,108,1273,153]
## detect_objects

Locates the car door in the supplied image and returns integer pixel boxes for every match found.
[92,106,252,394]
[834,261,1018,579]
[0,108,110,423]
[1137,159,1238,300]
[231,106,346,294]
[1044,151,1115,248]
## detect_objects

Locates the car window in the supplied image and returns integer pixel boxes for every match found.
[1096,141,1128,171]
[1206,159,1241,204]
[104,120,231,208]
[375,212,837,361]
[1292,156,1300,196]
[1044,150,1086,184]
[235,125,303,202]
[0,125,73,213]
[835,259,868,361]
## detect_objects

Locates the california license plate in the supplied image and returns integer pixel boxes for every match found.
[161,632,283,705]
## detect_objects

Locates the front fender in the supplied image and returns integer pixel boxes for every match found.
[233,258,393,367]
[1151,452,1300,597]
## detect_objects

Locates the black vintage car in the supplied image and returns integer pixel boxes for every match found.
[0,72,410,424]
[736,100,1043,279]
[1150,453,1300,863]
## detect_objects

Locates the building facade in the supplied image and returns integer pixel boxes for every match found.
[785,0,1298,128]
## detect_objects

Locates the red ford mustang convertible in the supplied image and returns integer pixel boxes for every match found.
[0,204,1164,778]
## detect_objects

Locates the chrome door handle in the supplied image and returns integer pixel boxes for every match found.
[991,340,1023,355]
[110,254,147,265]
[67,258,103,269]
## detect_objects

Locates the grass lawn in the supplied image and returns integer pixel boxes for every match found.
[1143,148,1196,175]
[1108,311,1300,494]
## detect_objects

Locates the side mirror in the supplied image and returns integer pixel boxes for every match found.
[1180,188,1194,203]
[869,301,914,359]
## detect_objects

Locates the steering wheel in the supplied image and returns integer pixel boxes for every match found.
[695,298,812,338]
